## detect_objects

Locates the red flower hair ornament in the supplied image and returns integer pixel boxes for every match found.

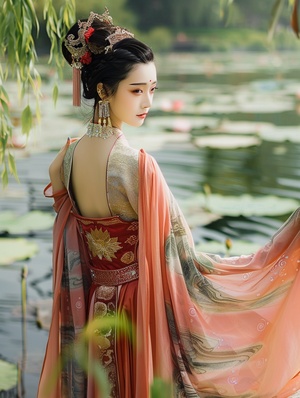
[80,51,92,65]
[84,27,95,41]
[64,9,134,106]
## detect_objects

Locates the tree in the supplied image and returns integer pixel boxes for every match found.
[76,0,136,28]
[221,0,299,37]
[268,0,299,39]
[0,0,76,185]
[0,0,298,185]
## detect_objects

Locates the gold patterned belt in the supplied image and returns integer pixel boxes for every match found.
[90,263,139,286]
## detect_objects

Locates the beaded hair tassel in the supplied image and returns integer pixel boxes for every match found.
[72,67,81,106]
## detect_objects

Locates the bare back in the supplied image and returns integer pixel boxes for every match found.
[71,134,121,218]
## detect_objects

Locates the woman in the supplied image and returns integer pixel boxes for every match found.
[38,9,300,398]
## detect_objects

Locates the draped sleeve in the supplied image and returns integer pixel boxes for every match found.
[38,149,91,398]
[137,149,300,397]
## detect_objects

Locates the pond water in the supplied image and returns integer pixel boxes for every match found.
[1,51,300,396]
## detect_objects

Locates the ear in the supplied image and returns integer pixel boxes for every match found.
[97,82,109,100]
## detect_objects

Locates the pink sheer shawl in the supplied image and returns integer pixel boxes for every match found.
[38,149,300,397]
[138,149,300,397]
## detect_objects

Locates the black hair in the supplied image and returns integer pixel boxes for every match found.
[62,17,154,108]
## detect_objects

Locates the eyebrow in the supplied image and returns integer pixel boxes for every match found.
[129,81,157,86]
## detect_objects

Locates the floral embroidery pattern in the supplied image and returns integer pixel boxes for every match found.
[96,286,116,301]
[125,235,138,245]
[121,251,135,264]
[79,219,94,225]
[127,222,138,231]
[93,286,118,397]
[86,228,122,261]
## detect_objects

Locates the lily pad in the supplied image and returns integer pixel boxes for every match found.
[0,358,18,392]
[189,120,274,139]
[219,120,274,135]
[238,99,294,113]
[0,238,38,265]
[193,135,260,149]
[195,239,261,256]
[180,209,221,228]
[0,211,54,234]
[197,103,237,114]
[145,115,219,130]
[182,193,298,217]
[259,126,300,143]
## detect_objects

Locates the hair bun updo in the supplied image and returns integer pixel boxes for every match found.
[62,9,117,67]
[62,9,154,107]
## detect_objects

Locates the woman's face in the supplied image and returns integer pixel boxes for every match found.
[108,62,157,129]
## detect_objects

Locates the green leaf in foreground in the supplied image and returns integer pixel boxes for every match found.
[151,378,173,398]
[53,83,59,105]
[8,153,19,181]
[21,105,33,135]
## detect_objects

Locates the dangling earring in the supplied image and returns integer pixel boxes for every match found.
[87,85,115,138]
[98,98,112,129]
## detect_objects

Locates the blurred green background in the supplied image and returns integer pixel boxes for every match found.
[34,0,297,53]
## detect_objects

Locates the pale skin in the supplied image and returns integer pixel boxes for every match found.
[49,62,157,217]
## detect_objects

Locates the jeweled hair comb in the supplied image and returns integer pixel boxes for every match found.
[64,8,134,106]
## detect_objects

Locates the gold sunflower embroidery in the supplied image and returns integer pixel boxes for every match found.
[86,228,122,261]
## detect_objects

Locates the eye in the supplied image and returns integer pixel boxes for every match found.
[132,89,143,94]
[151,86,158,93]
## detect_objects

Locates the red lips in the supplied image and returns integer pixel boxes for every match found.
[137,113,148,119]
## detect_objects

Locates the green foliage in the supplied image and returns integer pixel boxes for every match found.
[126,0,294,32]
[0,0,297,185]
[140,27,173,53]
[0,0,75,185]
[151,378,173,398]
[193,28,272,52]
[75,0,136,28]
[40,313,132,397]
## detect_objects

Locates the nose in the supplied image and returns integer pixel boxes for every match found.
[142,92,152,109]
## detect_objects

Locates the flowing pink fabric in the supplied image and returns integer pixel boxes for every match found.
[38,149,300,397]
[37,184,72,398]
[136,150,173,397]
[138,150,300,397]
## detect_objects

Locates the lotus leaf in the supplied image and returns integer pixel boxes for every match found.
[0,238,38,265]
[193,135,260,149]
[195,239,261,256]
[259,126,300,143]
[0,211,54,234]
[0,358,18,391]
[182,193,298,217]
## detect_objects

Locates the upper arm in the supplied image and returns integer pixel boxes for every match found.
[48,139,72,193]
[49,162,65,193]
